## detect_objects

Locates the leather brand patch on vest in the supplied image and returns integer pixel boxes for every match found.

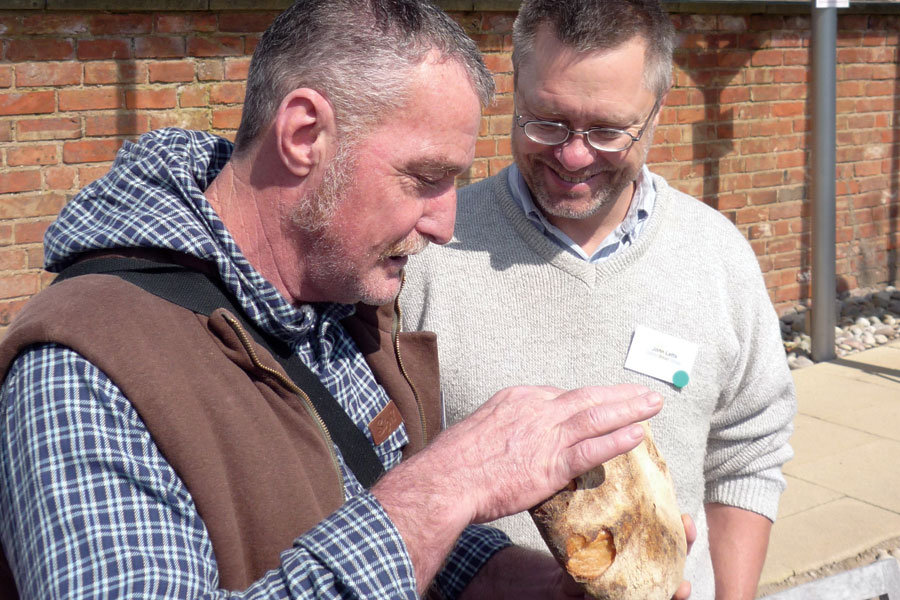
[368,400,403,445]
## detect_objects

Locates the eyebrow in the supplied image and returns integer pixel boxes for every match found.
[406,158,469,177]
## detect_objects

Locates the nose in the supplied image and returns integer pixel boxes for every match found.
[554,132,599,173]
[416,186,457,245]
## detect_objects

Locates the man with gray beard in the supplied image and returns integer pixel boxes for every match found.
[0,1,671,599]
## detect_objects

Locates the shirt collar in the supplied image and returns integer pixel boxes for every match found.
[507,163,655,263]
[45,128,351,345]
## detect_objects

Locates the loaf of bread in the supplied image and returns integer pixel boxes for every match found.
[529,423,686,600]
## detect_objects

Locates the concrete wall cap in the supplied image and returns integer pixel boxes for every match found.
[0,0,898,12]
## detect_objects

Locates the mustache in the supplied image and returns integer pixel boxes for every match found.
[382,234,429,260]
[534,155,615,176]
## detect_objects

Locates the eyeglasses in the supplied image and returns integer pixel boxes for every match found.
[515,100,660,153]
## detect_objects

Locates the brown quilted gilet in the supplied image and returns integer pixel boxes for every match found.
[0,272,441,596]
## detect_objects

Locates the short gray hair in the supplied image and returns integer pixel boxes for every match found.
[512,0,675,100]
[234,0,495,153]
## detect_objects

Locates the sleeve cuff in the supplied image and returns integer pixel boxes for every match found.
[705,469,787,521]
[430,525,512,600]
[291,492,418,598]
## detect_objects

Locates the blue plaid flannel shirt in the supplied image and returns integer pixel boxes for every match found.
[0,128,510,599]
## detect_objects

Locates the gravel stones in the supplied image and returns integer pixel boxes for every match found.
[781,285,900,370]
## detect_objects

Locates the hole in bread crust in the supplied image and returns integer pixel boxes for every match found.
[565,529,616,579]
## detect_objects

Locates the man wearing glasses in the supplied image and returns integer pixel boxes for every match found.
[402,1,796,599]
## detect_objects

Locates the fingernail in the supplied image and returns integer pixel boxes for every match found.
[645,392,662,408]
[628,424,644,440]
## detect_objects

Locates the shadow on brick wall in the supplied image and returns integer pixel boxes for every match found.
[673,30,812,304]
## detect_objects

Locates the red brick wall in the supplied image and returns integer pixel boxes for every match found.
[655,11,900,312]
[1,6,899,335]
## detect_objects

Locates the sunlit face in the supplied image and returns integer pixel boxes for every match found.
[297,56,482,305]
[512,27,660,226]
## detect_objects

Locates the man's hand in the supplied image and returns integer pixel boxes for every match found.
[429,383,663,524]
[672,513,697,600]
[372,383,663,593]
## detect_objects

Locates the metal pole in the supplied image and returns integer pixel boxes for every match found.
[810,1,837,362]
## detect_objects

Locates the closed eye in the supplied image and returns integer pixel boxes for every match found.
[415,174,444,187]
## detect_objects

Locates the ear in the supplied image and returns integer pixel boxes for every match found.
[273,88,337,179]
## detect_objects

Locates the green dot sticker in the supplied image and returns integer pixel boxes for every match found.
[672,370,690,389]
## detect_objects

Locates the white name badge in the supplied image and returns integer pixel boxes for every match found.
[624,326,698,389]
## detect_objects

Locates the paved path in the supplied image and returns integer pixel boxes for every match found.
[758,338,900,594]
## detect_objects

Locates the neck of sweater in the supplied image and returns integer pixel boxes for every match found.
[493,166,670,284]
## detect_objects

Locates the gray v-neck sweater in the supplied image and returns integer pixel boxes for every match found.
[402,167,796,600]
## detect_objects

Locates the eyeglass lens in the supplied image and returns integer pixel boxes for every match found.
[522,121,634,152]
